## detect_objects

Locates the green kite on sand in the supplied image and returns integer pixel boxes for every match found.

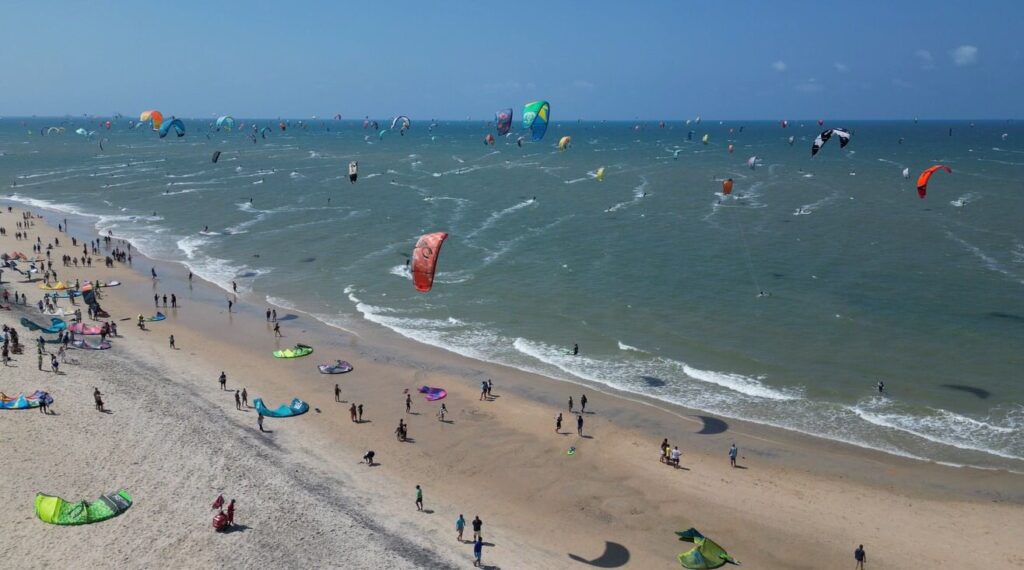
[273,344,313,358]
[35,490,132,525]
[676,528,740,569]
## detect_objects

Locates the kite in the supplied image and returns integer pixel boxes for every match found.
[158,118,185,138]
[810,128,851,156]
[139,110,163,131]
[215,115,235,130]
[522,100,550,141]
[495,108,513,136]
[411,232,449,293]
[916,165,951,199]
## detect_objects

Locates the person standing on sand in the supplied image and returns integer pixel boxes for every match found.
[188,271,193,282]
[580,393,588,412]
[169,334,175,349]
[855,544,866,569]
[93,388,104,412]
[568,396,573,412]
[334,384,341,402]
[171,294,177,308]
[272,309,277,322]
[472,515,482,541]
[415,485,423,511]
[266,308,271,322]
[577,414,584,436]
[456,514,466,541]
[473,536,483,567]
[234,390,241,410]
[227,298,233,313]
[226,499,235,527]
[37,350,43,371]
[39,395,48,414]
[257,413,265,432]
[232,281,237,293]
[660,438,670,463]
[555,413,563,433]
[153,294,158,307]
[670,446,681,467]
[357,404,363,422]
[349,403,357,422]
[151,267,157,279]
[479,381,487,401]
[162,294,167,307]
[219,372,227,390]
[241,388,248,407]
[487,379,493,398]
[729,444,738,467]
[438,403,447,421]
[406,393,412,414]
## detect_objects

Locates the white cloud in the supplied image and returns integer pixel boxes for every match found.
[915,49,935,69]
[771,60,787,72]
[834,62,849,73]
[950,45,979,66]
[572,79,595,89]
[795,78,824,93]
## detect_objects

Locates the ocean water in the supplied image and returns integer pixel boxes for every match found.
[2,117,1022,470]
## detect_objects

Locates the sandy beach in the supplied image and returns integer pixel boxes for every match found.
[2,205,1022,569]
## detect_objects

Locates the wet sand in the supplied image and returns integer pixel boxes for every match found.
[1,206,1022,569]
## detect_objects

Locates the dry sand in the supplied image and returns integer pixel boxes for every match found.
[1,206,1022,569]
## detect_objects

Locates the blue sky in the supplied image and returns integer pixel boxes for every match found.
[1,1,1020,119]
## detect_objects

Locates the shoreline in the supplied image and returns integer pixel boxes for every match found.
[12,194,1024,477]
[2,206,1023,568]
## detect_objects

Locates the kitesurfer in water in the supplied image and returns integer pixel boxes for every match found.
[349,161,358,183]
[876,380,885,393]
[572,343,579,356]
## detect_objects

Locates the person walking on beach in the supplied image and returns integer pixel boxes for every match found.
[729,443,738,468]
[169,334,175,349]
[415,485,423,511]
[334,384,341,402]
[257,413,265,432]
[472,516,483,541]
[226,499,235,527]
[577,414,584,436]
[660,438,670,463]
[227,298,233,313]
[406,393,412,414]
[266,308,271,322]
[568,396,574,412]
[241,387,248,407]
[473,536,484,567]
[234,390,241,410]
[438,403,447,421]
[93,388,104,412]
[39,395,49,414]
[357,404,363,422]
[151,267,157,279]
[555,412,563,433]
[232,281,237,293]
[171,294,177,308]
[456,514,466,541]
[479,381,487,401]
[37,350,43,371]
[273,322,281,337]
[154,294,159,307]
[363,450,375,465]
[670,446,681,467]
[50,354,59,374]
[219,372,227,390]
[855,544,867,569]
[580,393,588,413]
[272,309,277,322]
[349,403,357,422]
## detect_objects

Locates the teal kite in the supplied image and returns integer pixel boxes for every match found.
[522,100,550,141]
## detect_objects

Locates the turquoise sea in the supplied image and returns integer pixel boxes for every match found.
[2,117,1022,470]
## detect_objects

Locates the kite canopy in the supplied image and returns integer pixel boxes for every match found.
[253,398,309,418]
[916,165,952,199]
[20,317,67,334]
[412,232,449,292]
[810,128,851,156]
[273,344,314,358]
[1,391,53,410]
[158,118,185,138]
[676,528,739,569]
[522,100,550,141]
[495,108,513,135]
[139,110,163,131]
[215,115,235,129]
[35,490,132,525]
[212,150,222,163]
[419,386,447,401]
[391,115,411,131]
